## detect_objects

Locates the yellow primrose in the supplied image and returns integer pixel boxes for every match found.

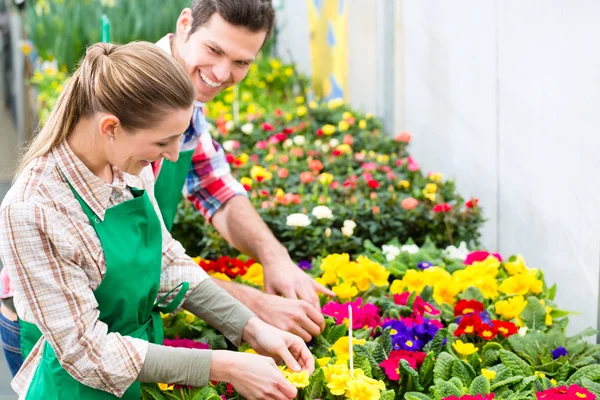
[359,119,367,129]
[468,255,501,276]
[241,92,252,102]
[323,363,349,381]
[210,272,232,282]
[423,267,452,286]
[296,96,305,104]
[297,105,307,117]
[286,113,294,121]
[504,254,528,275]
[309,100,319,109]
[545,305,553,326]
[551,379,557,386]
[321,253,351,272]
[433,280,461,306]
[327,372,351,396]
[343,112,353,120]
[285,67,294,77]
[481,369,497,380]
[535,371,546,379]
[376,155,390,164]
[319,173,334,185]
[247,104,257,114]
[322,124,336,135]
[224,93,234,104]
[333,282,359,300]
[265,154,275,162]
[243,263,264,288]
[224,113,233,121]
[425,183,438,193]
[476,276,500,300]
[400,269,427,294]
[158,383,174,391]
[429,173,443,183]
[356,256,390,287]
[336,144,353,154]
[317,357,331,367]
[398,180,411,189]
[337,263,371,292]
[345,378,381,400]
[453,340,479,356]
[269,58,281,69]
[330,336,366,363]
[499,274,537,296]
[328,98,344,109]
[286,370,310,388]
[250,165,273,182]
[339,120,350,132]
[495,295,527,320]
[424,192,437,202]
[390,280,406,295]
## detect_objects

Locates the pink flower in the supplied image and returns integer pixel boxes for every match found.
[387,171,396,180]
[393,292,440,317]
[164,338,210,350]
[396,159,403,167]
[355,152,366,161]
[464,251,502,265]
[343,134,354,145]
[362,162,377,171]
[395,131,413,143]
[262,123,275,131]
[278,168,289,179]
[322,299,381,330]
[407,156,420,172]
[380,350,426,380]
[433,203,452,213]
[256,140,268,150]
[401,198,419,210]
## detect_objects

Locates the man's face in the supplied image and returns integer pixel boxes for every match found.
[176,12,267,103]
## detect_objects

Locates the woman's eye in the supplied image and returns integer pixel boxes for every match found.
[157,142,169,148]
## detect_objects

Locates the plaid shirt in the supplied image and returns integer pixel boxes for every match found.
[153,34,247,220]
[0,142,208,397]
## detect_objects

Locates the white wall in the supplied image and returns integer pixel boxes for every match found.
[402,0,600,335]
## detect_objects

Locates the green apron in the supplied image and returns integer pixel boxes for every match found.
[19,151,194,360]
[154,150,195,232]
[24,177,188,399]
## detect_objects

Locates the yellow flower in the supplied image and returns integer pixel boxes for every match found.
[327,372,351,396]
[551,379,557,386]
[401,270,427,293]
[245,348,258,354]
[330,337,366,364]
[425,183,438,193]
[296,96,305,104]
[224,113,233,121]
[495,295,527,320]
[342,112,353,120]
[398,180,411,189]
[433,280,461,306]
[338,120,350,132]
[337,263,370,292]
[366,113,373,119]
[545,305,553,326]
[309,100,319,109]
[250,165,273,182]
[182,310,196,323]
[499,274,537,296]
[390,280,406,295]
[453,340,479,356]
[20,42,32,56]
[530,279,543,294]
[475,276,499,300]
[429,173,443,183]
[243,263,264,288]
[237,153,249,165]
[345,378,381,400]
[359,119,367,129]
[424,192,437,202]
[297,106,307,117]
[321,253,351,272]
[317,357,331,367]
[319,173,334,185]
[328,98,344,109]
[481,369,497,380]
[332,282,359,300]
[210,272,232,282]
[336,144,352,154]
[286,113,294,121]
[504,254,528,275]
[356,256,389,287]
[224,93,234,104]
[286,370,310,388]
[241,91,252,102]
[535,371,546,379]
[158,383,174,391]
[423,267,452,286]
[269,59,281,69]
[376,155,390,164]
[247,104,257,115]
[323,363,349,381]
[240,177,253,189]
[285,67,294,77]
[265,154,275,162]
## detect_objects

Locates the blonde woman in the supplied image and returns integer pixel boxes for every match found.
[0,42,312,400]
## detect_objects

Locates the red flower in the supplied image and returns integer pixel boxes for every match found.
[283,127,294,134]
[275,109,283,117]
[330,181,340,190]
[567,385,596,400]
[368,179,380,189]
[536,386,568,400]
[396,159,403,167]
[332,149,342,157]
[262,122,275,131]
[379,350,427,380]
[466,198,479,208]
[255,140,268,150]
[476,323,497,341]
[464,251,502,265]
[372,205,380,215]
[454,300,485,316]
[225,154,235,163]
[242,183,252,191]
[491,320,518,338]
[454,314,482,336]
[316,129,324,137]
[433,203,452,213]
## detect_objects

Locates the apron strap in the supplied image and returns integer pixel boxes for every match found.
[151,281,190,345]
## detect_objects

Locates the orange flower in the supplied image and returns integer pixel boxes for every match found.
[300,171,314,184]
[308,159,324,172]
[278,168,289,178]
[401,197,419,210]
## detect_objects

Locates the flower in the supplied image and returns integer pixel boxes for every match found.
[330,336,366,363]
[241,122,254,135]
[293,135,306,145]
[158,383,174,391]
[401,244,420,254]
[417,262,433,270]
[566,385,596,400]
[465,251,502,265]
[452,340,479,356]
[262,122,274,131]
[379,350,427,380]
[342,226,354,237]
[491,320,518,337]
[477,323,497,340]
[454,314,482,336]
[250,165,273,182]
[552,346,568,359]
[332,282,359,301]
[495,295,527,320]
[433,203,452,213]
[481,369,497,380]
[344,220,357,230]
[454,300,485,316]
[382,245,401,261]
[338,120,350,132]
[322,124,336,135]
[312,205,334,220]
[466,198,479,208]
[395,131,412,143]
[278,168,289,178]
[401,197,419,210]
[443,242,470,261]
[319,172,334,185]
[367,179,380,189]
[285,370,309,388]
[286,213,311,228]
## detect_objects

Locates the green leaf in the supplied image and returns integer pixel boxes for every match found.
[573,357,596,368]
[449,377,465,391]
[581,378,600,397]
[460,287,485,303]
[452,359,474,386]
[513,376,538,392]
[354,345,386,381]
[400,359,424,392]
[434,352,456,381]
[520,297,548,331]
[380,390,396,400]
[556,362,571,382]
[379,327,393,356]
[420,285,433,302]
[469,375,491,395]
[424,329,449,357]
[141,384,168,400]
[567,364,600,385]
[433,380,462,400]
[419,352,436,390]
[536,361,563,376]
[405,392,433,400]
[468,353,481,372]
[490,376,524,391]
[373,343,388,364]
[303,368,325,400]
[355,356,372,378]
[325,323,348,345]
[499,350,533,377]
[190,387,221,400]
[548,284,557,300]
[441,303,455,322]
[482,343,502,368]
[490,365,513,384]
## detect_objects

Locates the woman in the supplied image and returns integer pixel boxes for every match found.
[0,42,312,400]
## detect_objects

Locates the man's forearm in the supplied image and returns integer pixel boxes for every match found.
[211,276,261,309]
[211,196,289,265]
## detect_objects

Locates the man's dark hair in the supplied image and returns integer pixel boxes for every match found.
[190,0,275,43]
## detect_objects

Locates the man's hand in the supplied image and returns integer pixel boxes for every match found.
[262,257,335,310]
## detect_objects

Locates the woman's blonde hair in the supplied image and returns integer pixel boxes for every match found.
[17,41,195,175]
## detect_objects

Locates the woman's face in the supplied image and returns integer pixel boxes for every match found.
[105,106,193,176]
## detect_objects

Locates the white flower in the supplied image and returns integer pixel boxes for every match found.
[286,213,311,228]
[314,140,323,146]
[442,241,470,261]
[518,327,528,337]
[341,226,354,237]
[321,144,330,152]
[329,138,340,148]
[343,220,357,230]
[382,245,401,261]
[222,140,235,152]
[325,228,332,237]
[241,122,254,135]
[400,244,420,255]
[225,120,235,131]
[311,205,333,220]
[293,135,306,146]
[283,139,294,148]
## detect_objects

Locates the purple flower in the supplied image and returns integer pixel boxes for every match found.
[298,260,312,270]
[552,346,568,359]
[417,262,433,270]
